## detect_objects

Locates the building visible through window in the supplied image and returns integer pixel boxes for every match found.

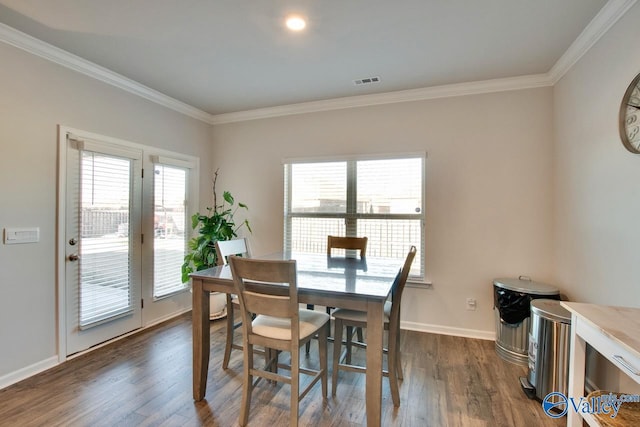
[284,154,424,278]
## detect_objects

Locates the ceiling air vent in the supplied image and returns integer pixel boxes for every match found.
[353,76,380,86]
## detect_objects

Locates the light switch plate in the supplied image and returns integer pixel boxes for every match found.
[3,227,40,244]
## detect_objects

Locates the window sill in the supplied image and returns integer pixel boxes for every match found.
[406,280,432,289]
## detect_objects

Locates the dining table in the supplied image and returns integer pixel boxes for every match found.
[190,251,403,427]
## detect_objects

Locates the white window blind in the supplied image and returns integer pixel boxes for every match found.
[284,154,425,278]
[79,151,133,328]
[153,163,189,298]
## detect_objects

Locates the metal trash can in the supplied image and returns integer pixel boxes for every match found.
[521,299,571,401]
[493,277,560,365]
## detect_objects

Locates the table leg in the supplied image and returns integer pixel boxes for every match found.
[566,314,586,427]
[366,299,383,427]
[192,278,210,401]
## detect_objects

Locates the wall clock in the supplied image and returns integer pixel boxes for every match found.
[620,72,640,154]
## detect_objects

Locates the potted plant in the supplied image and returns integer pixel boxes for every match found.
[182,169,251,318]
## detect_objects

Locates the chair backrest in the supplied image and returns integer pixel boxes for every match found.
[229,256,300,342]
[388,246,417,327]
[215,238,251,266]
[327,235,368,258]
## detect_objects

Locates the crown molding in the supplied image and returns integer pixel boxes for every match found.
[548,0,638,84]
[0,23,216,124]
[211,73,553,124]
[1,0,636,126]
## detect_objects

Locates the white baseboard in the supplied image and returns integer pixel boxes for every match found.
[0,356,58,391]
[401,320,496,341]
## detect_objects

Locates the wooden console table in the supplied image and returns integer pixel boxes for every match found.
[562,302,640,426]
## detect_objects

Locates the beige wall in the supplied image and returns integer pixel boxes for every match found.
[0,42,212,379]
[3,0,638,390]
[553,2,640,392]
[553,3,640,306]
[211,87,555,336]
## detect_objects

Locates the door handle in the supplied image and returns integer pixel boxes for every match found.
[68,254,80,262]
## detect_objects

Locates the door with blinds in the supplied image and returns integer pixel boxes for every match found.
[64,136,143,355]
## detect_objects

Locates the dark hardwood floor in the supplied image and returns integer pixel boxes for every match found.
[0,313,563,426]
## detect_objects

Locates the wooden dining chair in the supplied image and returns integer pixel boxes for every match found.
[306,235,369,354]
[215,237,251,369]
[327,235,368,258]
[229,256,329,427]
[331,245,416,407]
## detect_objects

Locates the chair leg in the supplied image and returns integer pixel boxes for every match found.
[325,306,333,341]
[387,326,400,407]
[223,294,234,369]
[290,346,300,427]
[318,322,328,399]
[265,348,279,381]
[305,304,314,354]
[332,318,343,396]
[396,330,403,380]
[239,342,253,426]
[345,326,354,364]
[265,348,272,379]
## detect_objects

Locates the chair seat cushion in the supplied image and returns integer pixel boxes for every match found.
[332,300,392,323]
[252,309,330,340]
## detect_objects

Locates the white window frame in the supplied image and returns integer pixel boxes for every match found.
[283,152,426,280]
[150,155,197,300]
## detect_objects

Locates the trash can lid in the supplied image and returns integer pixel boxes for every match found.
[531,299,571,323]
[493,277,559,295]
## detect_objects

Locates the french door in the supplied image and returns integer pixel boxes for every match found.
[64,134,143,355]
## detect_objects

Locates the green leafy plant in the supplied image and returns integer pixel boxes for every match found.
[181,170,251,283]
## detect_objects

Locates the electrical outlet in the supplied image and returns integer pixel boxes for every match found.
[466,298,477,311]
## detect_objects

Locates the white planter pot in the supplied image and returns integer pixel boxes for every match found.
[209,291,227,320]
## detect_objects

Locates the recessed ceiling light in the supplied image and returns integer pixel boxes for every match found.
[286,15,306,31]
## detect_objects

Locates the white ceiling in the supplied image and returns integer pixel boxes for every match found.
[0,0,612,119]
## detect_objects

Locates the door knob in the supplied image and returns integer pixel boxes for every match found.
[68,253,80,261]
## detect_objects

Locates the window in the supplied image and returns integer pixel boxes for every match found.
[79,149,136,328]
[152,162,189,298]
[284,154,425,278]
